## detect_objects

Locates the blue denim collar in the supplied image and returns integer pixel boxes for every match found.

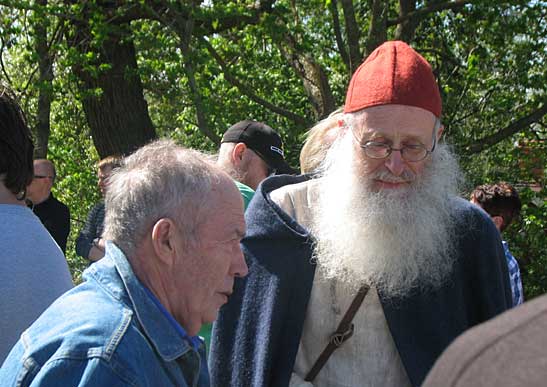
[86,242,199,361]
[142,286,201,351]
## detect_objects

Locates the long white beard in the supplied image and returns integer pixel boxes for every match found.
[311,134,463,298]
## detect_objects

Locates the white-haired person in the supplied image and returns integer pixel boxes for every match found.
[210,41,511,387]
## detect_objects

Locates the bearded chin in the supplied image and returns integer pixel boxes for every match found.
[311,136,463,299]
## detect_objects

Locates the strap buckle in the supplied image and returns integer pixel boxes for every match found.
[329,324,354,347]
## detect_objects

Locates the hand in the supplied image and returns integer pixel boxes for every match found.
[89,238,106,262]
[96,237,106,251]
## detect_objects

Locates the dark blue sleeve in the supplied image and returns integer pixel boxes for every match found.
[209,240,315,387]
[75,203,102,259]
[382,200,512,387]
[57,203,70,253]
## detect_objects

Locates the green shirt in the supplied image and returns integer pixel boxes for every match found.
[234,180,255,209]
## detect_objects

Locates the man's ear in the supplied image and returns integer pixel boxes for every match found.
[337,119,348,136]
[231,142,248,166]
[151,218,176,265]
[491,215,504,232]
[436,124,444,141]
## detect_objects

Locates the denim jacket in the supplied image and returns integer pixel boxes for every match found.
[0,242,210,387]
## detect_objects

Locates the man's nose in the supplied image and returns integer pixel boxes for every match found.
[384,150,406,176]
[231,246,249,278]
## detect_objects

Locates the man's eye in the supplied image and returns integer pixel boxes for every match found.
[404,144,424,150]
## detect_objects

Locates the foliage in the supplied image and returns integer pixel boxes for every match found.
[48,94,99,284]
[512,185,547,299]
[1,0,546,295]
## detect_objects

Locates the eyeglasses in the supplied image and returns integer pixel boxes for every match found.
[34,175,54,179]
[352,119,440,163]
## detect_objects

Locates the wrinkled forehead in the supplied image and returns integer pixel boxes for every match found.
[196,176,246,236]
[348,104,437,140]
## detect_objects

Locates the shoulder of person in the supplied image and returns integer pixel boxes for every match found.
[424,293,547,387]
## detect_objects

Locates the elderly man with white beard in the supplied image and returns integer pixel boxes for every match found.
[209,41,512,387]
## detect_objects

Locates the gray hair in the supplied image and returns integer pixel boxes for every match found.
[103,139,222,257]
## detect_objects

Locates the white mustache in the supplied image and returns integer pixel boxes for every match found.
[371,169,416,183]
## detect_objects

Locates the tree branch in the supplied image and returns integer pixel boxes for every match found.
[329,0,350,73]
[388,0,471,26]
[276,28,336,119]
[173,13,220,145]
[195,0,275,33]
[0,37,13,86]
[463,102,547,154]
[200,36,310,128]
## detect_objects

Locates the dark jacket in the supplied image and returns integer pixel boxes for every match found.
[75,201,105,260]
[209,175,512,387]
[32,193,70,253]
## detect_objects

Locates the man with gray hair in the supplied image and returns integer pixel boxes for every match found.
[1,140,248,386]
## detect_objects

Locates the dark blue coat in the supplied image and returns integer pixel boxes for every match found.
[209,175,511,387]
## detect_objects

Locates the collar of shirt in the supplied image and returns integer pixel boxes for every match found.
[142,286,201,351]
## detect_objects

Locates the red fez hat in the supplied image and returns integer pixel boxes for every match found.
[344,41,441,117]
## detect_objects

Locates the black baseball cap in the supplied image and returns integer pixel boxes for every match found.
[221,120,295,174]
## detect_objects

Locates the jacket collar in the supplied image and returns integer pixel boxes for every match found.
[246,174,312,241]
[87,242,198,361]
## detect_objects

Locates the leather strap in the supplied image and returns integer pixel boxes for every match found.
[304,284,370,382]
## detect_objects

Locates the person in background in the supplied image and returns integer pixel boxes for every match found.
[0,86,72,364]
[0,139,248,386]
[27,159,71,253]
[300,109,342,175]
[206,120,294,348]
[210,41,511,387]
[217,120,294,207]
[470,182,524,306]
[75,155,122,262]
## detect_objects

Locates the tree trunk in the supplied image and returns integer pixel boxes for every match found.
[33,0,53,158]
[339,0,362,74]
[364,0,388,57]
[278,33,336,120]
[394,0,417,42]
[69,16,156,158]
